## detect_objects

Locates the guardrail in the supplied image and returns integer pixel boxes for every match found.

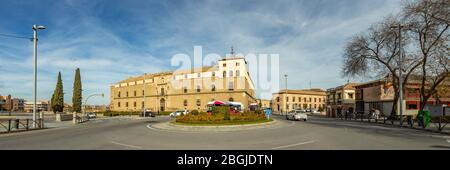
[332,112,449,133]
[0,118,44,133]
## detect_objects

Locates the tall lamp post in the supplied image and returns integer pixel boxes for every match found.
[83,93,104,121]
[32,25,46,128]
[284,74,288,119]
[391,24,405,126]
[143,73,146,117]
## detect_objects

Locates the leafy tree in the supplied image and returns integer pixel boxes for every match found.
[72,68,82,113]
[51,72,64,113]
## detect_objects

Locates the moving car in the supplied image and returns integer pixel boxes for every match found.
[286,110,308,121]
[86,112,97,119]
[143,109,156,117]
[170,110,186,118]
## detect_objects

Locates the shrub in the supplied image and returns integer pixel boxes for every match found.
[212,106,230,115]
[191,110,199,115]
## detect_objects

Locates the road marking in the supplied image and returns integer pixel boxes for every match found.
[110,141,143,149]
[447,139,450,143]
[272,140,316,150]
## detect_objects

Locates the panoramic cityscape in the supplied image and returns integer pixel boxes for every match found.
[0,0,449,153]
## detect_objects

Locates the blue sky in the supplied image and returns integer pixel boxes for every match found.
[0,0,403,105]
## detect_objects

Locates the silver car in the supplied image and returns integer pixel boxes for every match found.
[287,110,308,121]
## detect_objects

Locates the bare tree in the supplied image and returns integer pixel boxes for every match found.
[403,0,449,110]
[343,17,422,116]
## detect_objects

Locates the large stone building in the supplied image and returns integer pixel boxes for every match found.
[271,89,326,114]
[326,83,359,117]
[110,56,256,112]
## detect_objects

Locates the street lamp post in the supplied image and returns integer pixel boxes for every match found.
[32,24,45,128]
[143,73,146,117]
[284,74,288,119]
[83,93,104,122]
[391,24,404,126]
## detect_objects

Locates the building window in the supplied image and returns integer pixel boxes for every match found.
[161,88,165,96]
[196,85,201,92]
[118,102,121,108]
[134,91,136,97]
[236,62,240,66]
[223,63,226,67]
[184,74,188,79]
[118,92,121,98]
[314,104,317,109]
[211,84,216,91]
[228,81,234,91]
[229,70,233,77]
[183,87,187,93]
[319,98,321,102]
[229,98,234,102]
[298,97,301,102]
[134,102,136,107]
[196,99,201,106]
[303,98,306,102]
[126,102,128,107]
[407,103,418,110]
[309,98,312,102]
[286,97,289,102]
[276,97,280,102]
[236,70,240,77]
[314,98,316,102]
[348,93,354,99]
[223,71,227,77]
[212,72,215,77]
[293,97,295,102]
[197,73,201,78]
[142,101,144,108]
[126,92,129,97]
[183,100,188,106]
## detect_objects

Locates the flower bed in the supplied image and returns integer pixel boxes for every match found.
[175,110,270,125]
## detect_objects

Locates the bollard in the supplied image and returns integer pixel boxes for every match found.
[26,119,29,130]
[15,119,19,129]
[8,120,11,132]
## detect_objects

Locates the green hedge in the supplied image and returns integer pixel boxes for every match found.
[176,112,267,124]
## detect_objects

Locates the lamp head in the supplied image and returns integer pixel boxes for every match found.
[33,25,46,30]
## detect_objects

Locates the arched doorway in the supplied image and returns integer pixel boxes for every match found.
[160,98,165,112]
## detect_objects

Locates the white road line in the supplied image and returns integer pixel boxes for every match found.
[110,141,143,149]
[272,140,316,150]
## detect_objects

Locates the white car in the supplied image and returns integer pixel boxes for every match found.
[170,110,186,118]
[86,112,97,119]
[286,110,308,121]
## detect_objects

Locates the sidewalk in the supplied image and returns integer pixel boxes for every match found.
[319,115,450,135]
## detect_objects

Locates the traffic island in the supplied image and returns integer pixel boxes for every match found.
[149,119,279,132]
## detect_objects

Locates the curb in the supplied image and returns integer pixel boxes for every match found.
[150,119,280,132]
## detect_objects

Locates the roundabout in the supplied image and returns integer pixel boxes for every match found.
[147,118,290,132]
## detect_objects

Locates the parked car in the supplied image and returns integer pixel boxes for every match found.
[143,109,156,117]
[287,110,308,121]
[86,112,97,119]
[170,110,186,118]
[312,110,321,115]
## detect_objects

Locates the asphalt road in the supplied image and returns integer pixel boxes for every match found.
[0,115,449,150]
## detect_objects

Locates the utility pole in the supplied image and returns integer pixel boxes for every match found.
[391,24,404,126]
[143,73,146,117]
[284,74,288,119]
[32,25,45,128]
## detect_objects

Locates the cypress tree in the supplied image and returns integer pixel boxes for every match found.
[72,68,82,113]
[51,72,64,113]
